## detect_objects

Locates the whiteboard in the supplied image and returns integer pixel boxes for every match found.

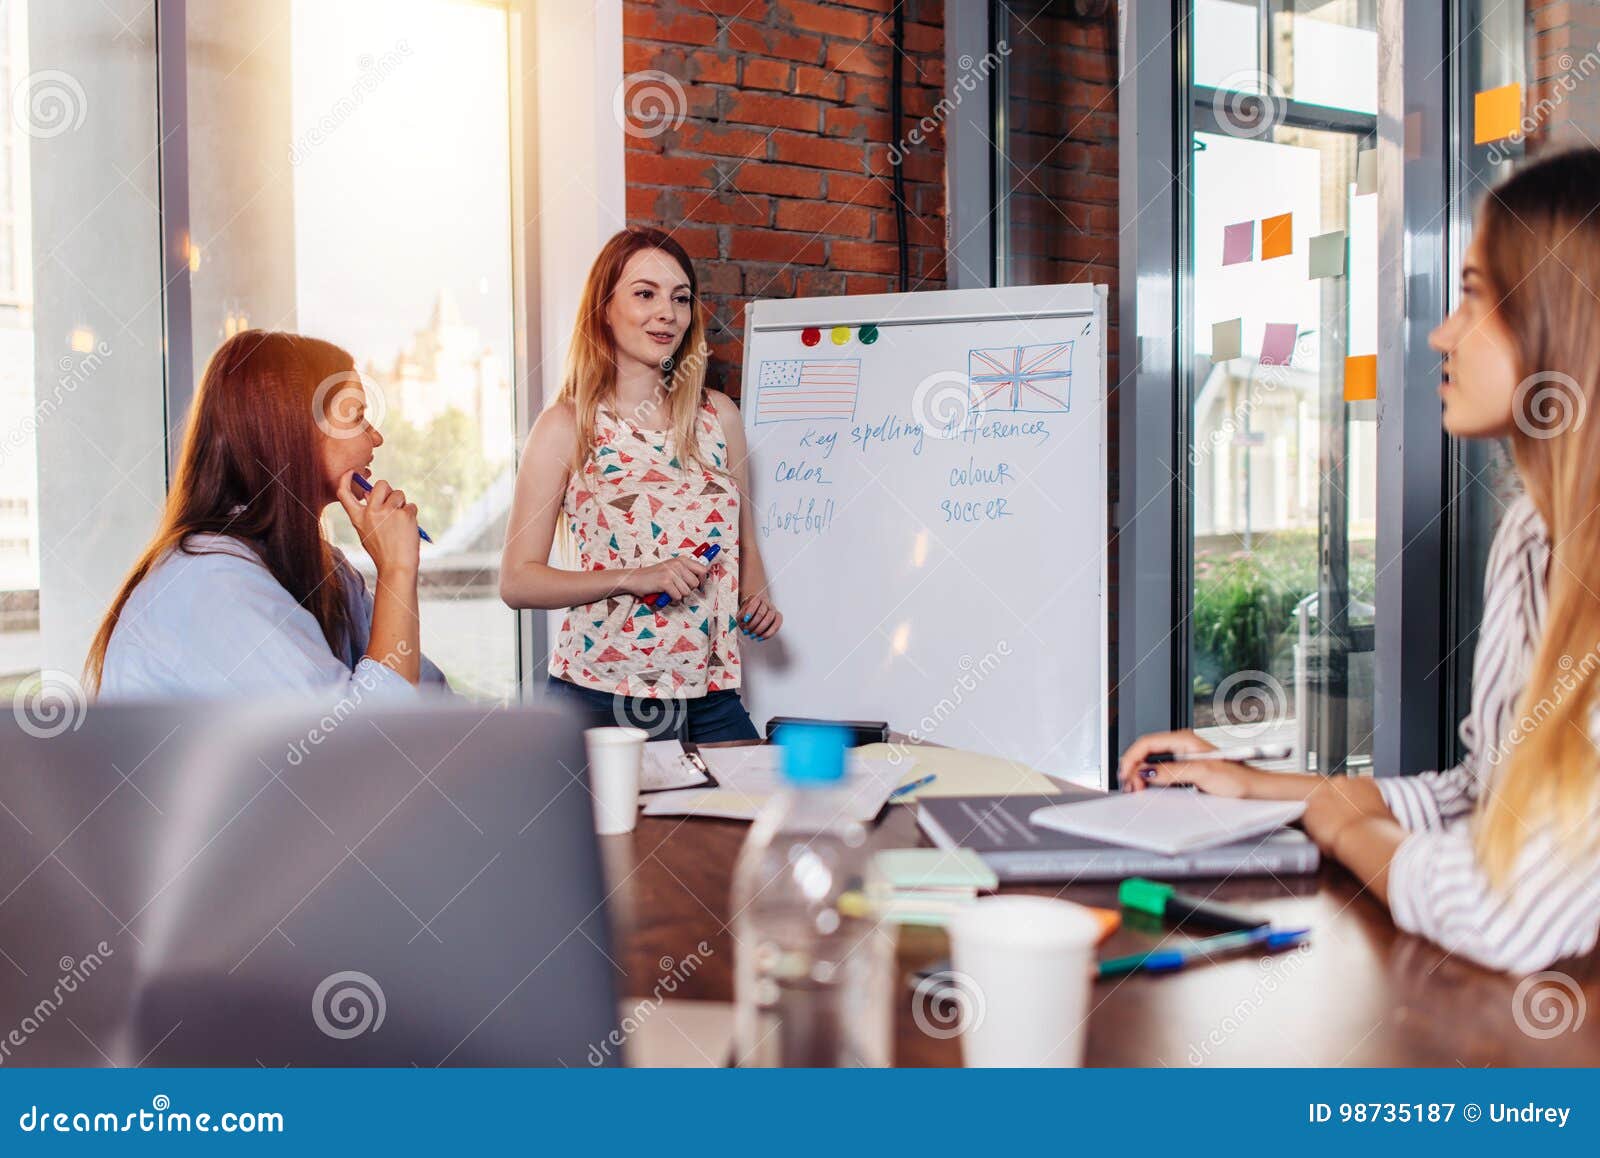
[738,283,1108,786]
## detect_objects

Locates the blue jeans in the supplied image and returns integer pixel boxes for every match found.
[544,676,760,744]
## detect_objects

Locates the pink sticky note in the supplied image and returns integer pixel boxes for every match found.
[1222,221,1254,265]
[1259,322,1299,365]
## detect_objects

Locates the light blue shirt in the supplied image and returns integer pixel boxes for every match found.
[99,534,448,700]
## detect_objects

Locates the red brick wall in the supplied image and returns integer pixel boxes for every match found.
[1526,0,1600,154]
[621,0,948,397]
[996,1,1121,704]
[1000,1,1119,389]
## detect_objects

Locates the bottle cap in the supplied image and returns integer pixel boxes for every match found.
[775,722,848,784]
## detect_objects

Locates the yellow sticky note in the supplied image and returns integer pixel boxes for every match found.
[1344,354,1377,401]
[1261,212,1293,260]
[1474,82,1522,145]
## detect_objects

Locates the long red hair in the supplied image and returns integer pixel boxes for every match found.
[85,331,357,693]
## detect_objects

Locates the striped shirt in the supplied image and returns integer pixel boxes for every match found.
[1377,493,1600,973]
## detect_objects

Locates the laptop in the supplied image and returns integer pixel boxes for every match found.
[0,699,619,1066]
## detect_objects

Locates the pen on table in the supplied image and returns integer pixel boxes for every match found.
[1097,926,1311,978]
[351,473,433,543]
[1143,743,1293,766]
[1118,877,1270,933]
[644,542,719,609]
[888,774,938,801]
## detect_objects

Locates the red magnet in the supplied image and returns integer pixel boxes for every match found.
[800,327,821,347]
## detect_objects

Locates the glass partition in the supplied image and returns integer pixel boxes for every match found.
[1185,0,1379,773]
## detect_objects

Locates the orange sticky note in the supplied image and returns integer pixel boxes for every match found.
[1474,82,1522,145]
[1261,212,1293,260]
[1344,354,1377,401]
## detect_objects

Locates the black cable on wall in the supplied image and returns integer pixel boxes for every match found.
[891,3,909,292]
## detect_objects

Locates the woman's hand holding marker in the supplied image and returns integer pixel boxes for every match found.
[738,591,782,641]
[624,555,710,605]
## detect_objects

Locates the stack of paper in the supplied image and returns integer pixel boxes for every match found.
[858,848,998,926]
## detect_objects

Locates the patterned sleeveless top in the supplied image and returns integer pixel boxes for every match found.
[548,396,743,698]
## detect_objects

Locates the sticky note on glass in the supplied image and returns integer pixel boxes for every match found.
[1309,230,1347,278]
[1344,354,1377,401]
[1260,323,1298,366]
[1356,150,1376,196]
[1222,221,1253,265]
[1474,82,1522,144]
[1212,318,1243,362]
[1261,213,1293,260]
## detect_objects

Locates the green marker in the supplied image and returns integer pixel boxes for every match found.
[1117,878,1269,934]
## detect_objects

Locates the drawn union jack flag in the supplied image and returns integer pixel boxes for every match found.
[967,341,1074,415]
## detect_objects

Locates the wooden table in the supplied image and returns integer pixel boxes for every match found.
[604,806,1600,1066]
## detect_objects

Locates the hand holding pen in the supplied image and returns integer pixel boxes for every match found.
[1119,729,1291,796]
[352,472,432,543]
[336,473,425,578]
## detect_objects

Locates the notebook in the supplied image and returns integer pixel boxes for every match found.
[852,742,1067,800]
[916,793,1319,882]
[640,740,716,794]
[1029,789,1307,856]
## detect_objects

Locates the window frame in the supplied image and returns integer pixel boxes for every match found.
[140,0,627,699]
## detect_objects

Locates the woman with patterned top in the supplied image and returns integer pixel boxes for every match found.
[500,227,781,742]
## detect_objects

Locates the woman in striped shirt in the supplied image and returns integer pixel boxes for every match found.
[1122,147,1600,975]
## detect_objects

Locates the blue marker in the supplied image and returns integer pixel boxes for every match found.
[351,473,433,543]
[644,542,719,609]
[1096,926,1311,978]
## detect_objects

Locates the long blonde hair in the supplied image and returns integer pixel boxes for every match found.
[1475,147,1600,884]
[558,227,713,471]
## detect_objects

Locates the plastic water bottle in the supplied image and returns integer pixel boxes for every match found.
[730,724,893,1067]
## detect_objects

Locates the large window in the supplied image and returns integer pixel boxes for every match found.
[183,0,519,699]
[2,1,169,695]
[1185,1,1379,773]
[0,0,35,695]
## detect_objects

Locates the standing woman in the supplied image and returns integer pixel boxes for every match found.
[500,227,781,741]
[87,331,448,699]
[1121,148,1600,974]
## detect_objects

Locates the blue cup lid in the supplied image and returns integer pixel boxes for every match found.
[774,723,848,783]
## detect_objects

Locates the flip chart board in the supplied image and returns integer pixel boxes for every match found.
[738,283,1109,785]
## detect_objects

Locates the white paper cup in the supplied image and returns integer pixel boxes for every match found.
[946,895,1102,1067]
[584,727,646,835]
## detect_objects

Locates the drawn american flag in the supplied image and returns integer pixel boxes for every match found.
[967,341,1074,414]
[755,358,862,424]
